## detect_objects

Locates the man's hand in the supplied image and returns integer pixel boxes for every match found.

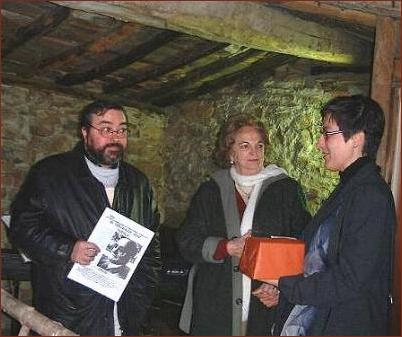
[252,283,279,308]
[71,240,100,265]
[226,230,251,258]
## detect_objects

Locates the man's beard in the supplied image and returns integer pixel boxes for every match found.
[85,143,124,168]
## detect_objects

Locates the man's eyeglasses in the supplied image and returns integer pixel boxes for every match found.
[87,123,129,138]
[320,128,343,138]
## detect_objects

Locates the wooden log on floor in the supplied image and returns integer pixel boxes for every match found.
[1,288,78,336]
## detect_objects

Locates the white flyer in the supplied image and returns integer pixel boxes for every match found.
[67,207,154,302]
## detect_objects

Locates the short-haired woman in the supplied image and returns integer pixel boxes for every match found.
[266,95,396,336]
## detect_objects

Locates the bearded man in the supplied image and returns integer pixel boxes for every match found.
[9,100,161,336]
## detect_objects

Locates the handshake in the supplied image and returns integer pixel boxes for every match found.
[252,282,280,308]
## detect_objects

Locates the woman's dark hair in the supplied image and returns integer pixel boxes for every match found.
[79,100,127,128]
[321,95,385,160]
[215,115,266,168]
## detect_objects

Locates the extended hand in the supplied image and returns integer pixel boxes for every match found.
[252,283,279,308]
[226,230,251,258]
[71,240,100,265]
[260,279,279,287]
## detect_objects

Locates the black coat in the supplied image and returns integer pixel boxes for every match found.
[275,161,396,336]
[9,143,161,336]
[176,170,311,335]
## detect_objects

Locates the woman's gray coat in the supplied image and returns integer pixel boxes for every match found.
[177,169,311,335]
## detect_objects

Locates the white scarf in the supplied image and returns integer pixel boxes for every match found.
[85,157,119,188]
[230,164,287,323]
[230,164,287,235]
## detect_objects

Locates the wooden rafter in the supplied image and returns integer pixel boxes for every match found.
[37,21,139,69]
[2,5,70,57]
[37,44,87,70]
[56,30,180,86]
[310,65,370,75]
[135,48,266,102]
[104,41,228,93]
[52,1,372,65]
[2,73,166,114]
[273,1,378,27]
[153,53,296,106]
[323,1,401,18]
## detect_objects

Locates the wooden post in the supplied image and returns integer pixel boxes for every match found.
[371,16,400,336]
[390,90,401,336]
[371,16,397,181]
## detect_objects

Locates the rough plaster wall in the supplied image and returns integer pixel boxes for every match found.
[1,85,166,247]
[163,102,224,227]
[163,65,370,228]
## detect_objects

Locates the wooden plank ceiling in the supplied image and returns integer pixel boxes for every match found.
[1,1,399,110]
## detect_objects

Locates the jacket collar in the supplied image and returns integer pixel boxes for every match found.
[339,156,371,185]
[71,141,95,180]
[306,160,379,240]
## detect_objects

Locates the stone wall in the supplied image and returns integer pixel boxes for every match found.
[163,61,370,227]
[1,65,371,232]
[1,85,166,247]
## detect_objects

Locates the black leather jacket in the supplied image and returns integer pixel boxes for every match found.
[9,142,161,336]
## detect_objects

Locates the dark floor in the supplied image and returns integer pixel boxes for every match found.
[2,280,188,336]
[144,299,187,336]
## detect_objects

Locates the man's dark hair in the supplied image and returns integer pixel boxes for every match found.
[321,95,385,160]
[79,100,127,128]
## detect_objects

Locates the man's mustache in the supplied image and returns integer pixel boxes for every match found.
[103,143,124,151]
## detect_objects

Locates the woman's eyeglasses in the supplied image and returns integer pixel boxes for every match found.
[320,128,343,138]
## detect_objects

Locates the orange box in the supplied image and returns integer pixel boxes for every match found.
[239,236,305,280]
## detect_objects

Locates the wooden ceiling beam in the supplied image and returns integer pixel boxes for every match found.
[323,1,401,19]
[56,30,180,86]
[37,22,137,69]
[2,6,70,57]
[51,1,372,65]
[2,74,166,114]
[310,65,370,75]
[154,53,296,106]
[273,1,377,27]
[135,48,266,102]
[37,44,87,70]
[104,41,228,93]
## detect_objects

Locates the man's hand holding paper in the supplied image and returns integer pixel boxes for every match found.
[71,240,100,265]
